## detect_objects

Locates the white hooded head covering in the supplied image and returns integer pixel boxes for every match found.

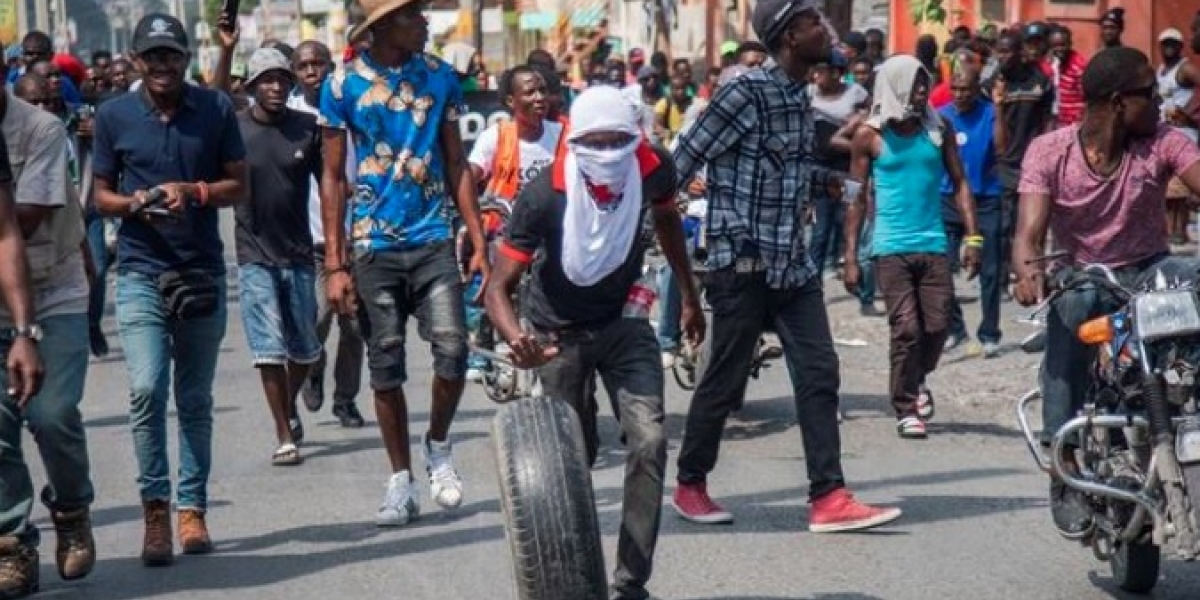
[560,86,646,287]
[866,54,944,146]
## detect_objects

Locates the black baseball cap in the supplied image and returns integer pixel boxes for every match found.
[132,13,189,55]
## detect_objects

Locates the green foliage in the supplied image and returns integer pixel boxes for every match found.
[909,0,948,27]
[203,0,263,22]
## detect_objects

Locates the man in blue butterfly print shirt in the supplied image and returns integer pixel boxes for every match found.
[318,0,489,528]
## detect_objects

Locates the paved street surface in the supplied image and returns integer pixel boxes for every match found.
[26,229,1200,599]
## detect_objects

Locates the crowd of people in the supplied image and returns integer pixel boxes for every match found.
[0,0,1198,598]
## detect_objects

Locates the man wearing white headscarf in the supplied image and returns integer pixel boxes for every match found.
[484,85,704,600]
[843,54,981,440]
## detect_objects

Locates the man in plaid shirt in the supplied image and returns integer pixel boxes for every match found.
[669,0,902,533]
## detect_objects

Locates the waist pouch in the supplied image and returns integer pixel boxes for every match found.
[158,269,219,320]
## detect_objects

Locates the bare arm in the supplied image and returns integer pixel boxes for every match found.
[1180,162,1200,207]
[0,182,34,328]
[441,119,489,284]
[1012,191,1052,284]
[469,164,486,189]
[1175,62,1200,129]
[320,128,349,271]
[483,254,527,345]
[842,127,877,263]
[829,114,865,155]
[203,160,248,207]
[94,175,142,217]
[209,20,239,95]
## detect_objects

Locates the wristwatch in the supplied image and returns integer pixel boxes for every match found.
[11,324,43,343]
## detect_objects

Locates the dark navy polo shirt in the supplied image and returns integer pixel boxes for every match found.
[92,85,246,277]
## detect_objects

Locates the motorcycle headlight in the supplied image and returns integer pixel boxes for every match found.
[1134,290,1200,341]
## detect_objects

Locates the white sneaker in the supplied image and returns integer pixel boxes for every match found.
[377,471,420,527]
[982,342,1001,359]
[916,385,935,421]
[425,435,464,509]
[661,351,675,369]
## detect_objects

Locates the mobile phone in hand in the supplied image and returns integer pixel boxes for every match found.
[219,0,241,31]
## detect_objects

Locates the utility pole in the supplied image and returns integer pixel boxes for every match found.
[34,0,50,33]
[705,0,716,68]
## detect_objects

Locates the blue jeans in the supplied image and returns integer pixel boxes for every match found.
[0,313,93,543]
[85,214,113,329]
[857,218,876,306]
[655,263,682,351]
[238,264,321,366]
[944,196,1003,343]
[809,196,845,278]
[117,271,227,511]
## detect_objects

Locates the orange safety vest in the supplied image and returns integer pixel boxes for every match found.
[499,140,663,266]
[486,117,570,202]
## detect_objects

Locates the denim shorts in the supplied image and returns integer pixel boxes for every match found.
[353,241,469,390]
[238,264,322,366]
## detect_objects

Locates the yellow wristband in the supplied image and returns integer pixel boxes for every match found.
[964,235,984,248]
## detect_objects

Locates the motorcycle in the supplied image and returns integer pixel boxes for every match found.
[1016,256,1200,593]
[648,198,783,391]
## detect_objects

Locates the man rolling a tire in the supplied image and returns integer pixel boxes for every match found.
[484,85,704,600]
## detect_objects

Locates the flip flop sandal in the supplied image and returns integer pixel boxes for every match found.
[272,443,302,466]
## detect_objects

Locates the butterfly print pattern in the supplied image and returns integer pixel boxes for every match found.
[319,51,465,252]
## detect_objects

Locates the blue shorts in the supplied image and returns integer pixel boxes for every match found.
[238,264,322,366]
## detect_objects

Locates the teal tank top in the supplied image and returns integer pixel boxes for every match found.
[870,127,949,257]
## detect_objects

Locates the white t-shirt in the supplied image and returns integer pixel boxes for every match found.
[288,92,357,246]
[468,120,563,194]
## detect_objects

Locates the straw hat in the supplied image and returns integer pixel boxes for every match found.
[349,0,415,43]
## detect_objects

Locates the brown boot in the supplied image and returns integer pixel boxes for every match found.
[0,537,38,599]
[49,506,95,581]
[141,499,173,567]
[178,509,212,555]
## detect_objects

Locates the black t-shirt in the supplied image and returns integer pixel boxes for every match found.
[0,131,11,183]
[234,108,321,267]
[503,145,677,331]
[984,67,1054,169]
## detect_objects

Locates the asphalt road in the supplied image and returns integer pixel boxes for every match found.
[21,223,1200,599]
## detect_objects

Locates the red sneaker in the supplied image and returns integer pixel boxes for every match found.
[672,482,734,524]
[809,488,901,533]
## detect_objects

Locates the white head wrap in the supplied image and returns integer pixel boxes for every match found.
[560,86,645,287]
[866,54,944,146]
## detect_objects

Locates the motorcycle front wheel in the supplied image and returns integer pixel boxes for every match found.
[1111,537,1161,594]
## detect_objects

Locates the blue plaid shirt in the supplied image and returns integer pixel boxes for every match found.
[673,60,830,289]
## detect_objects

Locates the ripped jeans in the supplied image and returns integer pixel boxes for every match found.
[352,241,470,391]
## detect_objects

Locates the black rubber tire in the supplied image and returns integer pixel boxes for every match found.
[1111,538,1161,594]
[492,396,608,600]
